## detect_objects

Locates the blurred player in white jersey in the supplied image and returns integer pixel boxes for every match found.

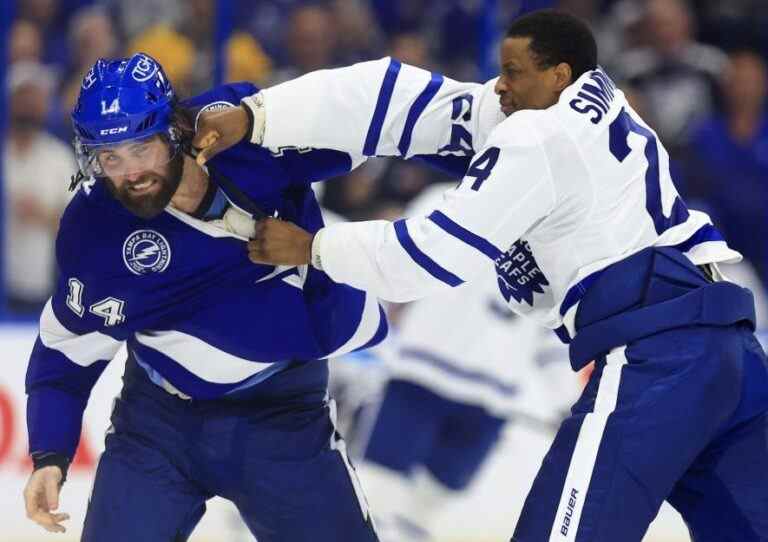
[195,9,768,541]
[346,184,577,541]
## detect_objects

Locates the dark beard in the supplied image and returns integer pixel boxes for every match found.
[104,151,185,219]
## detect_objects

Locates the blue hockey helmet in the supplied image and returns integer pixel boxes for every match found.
[71,53,181,179]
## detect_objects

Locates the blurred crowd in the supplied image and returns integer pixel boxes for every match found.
[3,0,768,317]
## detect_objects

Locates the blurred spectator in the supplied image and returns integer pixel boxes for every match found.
[390,32,433,69]
[58,6,119,137]
[615,0,726,156]
[269,4,339,83]
[601,0,647,52]
[227,33,273,88]
[434,1,481,80]
[331,0,384,64]
[235,0,307,67]
[3,63,75,315]
[693,0,768,57]
[176,0,273,93]
[321,155,449,220]
[286,3,338,71]
[321,161,384,219]
[10,20,44,65]
[127,25,196,95]
[685,50,768,289]
[175,0,216,94]
[370,0,431,36]
[19,0,59,25]
[128,3,272,101]
[376,160,443,208]
[555,0,628,72]
[111,0,183,40]
[17,0,70,66]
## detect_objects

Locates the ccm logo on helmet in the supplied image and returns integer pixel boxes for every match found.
[100,126,129,136]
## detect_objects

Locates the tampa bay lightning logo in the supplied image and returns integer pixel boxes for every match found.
[122,230,171,275]
[495,240,550,306]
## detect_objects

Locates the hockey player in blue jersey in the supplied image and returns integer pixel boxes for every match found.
[21,53,387,541]
[196,10,768,541]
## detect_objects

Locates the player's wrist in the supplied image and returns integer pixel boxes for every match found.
[241,93,266,145]
[31,452,70,484]
[310,229,324,271]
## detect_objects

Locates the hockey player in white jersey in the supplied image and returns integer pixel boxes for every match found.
[350,183,577,542]
[196,9,768,541]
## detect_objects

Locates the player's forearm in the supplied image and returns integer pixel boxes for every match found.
[26,331,111,460]
[312,216,490,303]
[255,57,497,159]
[312,221,439,302]
[26,387,85,466]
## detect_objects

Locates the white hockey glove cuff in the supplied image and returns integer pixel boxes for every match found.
[241,93,266,146]
[311,229,325,271]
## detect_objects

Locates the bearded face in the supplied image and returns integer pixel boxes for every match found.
[97,135,185,219]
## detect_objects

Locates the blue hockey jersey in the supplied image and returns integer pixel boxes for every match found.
[25,83,388,459]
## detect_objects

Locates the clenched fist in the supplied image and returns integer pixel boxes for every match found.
[192,105,250,166]
[248,218,314,266]
[23,466,69,533]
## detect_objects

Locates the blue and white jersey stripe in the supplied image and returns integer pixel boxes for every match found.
[393,219,464,287]
[427,210,503,260]
[39,300,122,366]
[397,72,444,156]
[363,59,402,156]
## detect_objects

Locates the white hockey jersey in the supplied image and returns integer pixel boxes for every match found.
[389,184,576,419]
[259,58,741,340]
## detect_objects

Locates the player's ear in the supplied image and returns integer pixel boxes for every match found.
[553,62,573,92]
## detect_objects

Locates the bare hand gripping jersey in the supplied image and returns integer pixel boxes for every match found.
[26,83,388,459]
[259,58,740,340]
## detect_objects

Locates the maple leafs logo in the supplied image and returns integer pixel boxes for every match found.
[495,240,549,306]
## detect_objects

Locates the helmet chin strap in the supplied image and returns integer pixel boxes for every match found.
[68,170,87,192]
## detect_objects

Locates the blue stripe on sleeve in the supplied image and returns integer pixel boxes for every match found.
[363,58,402,156]
[397,72,444,156]
[427,211,502,260]
[672,223,724,253]
[393,219,464,287]
[357,304,389,352]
